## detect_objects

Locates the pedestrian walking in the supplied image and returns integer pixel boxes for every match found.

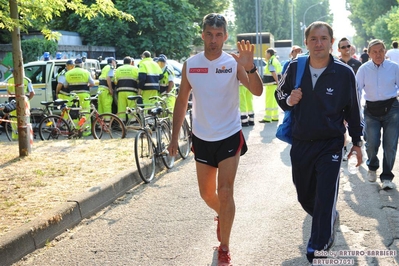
[259,48,282,123]
[114,56,139,122]
[337,37,362,161]
[275,21,364,263]
[282,45,302,74]
[385,40,399,64]
[167,13,263,266]
[356,39,399,190]
[338,37,361,74]
[360,48,370,64]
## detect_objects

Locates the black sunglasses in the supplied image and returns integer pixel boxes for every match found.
[340,45,351,49]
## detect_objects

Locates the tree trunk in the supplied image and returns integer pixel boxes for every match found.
[10,0,31,156]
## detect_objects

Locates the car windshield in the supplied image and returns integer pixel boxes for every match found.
[24,65,46,84]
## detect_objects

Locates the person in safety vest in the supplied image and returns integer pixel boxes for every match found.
[260,48,282,123]
[114,56,139,122]
[239,82,254,126]
[56,60,75,119]
[64,58,95,136]
[155,54,176,114]
[138,51,163,106]
[98,57,116,114]
[7,75,35,140]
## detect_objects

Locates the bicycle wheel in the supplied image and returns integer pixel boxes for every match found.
[159,120,175,169]
[4,115,17,141]
[92,113,126,139]
[38,115,71,140]
[135,130,155,183]
[177,118,191,159]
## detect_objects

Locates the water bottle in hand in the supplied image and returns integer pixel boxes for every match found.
[347,151,358,174]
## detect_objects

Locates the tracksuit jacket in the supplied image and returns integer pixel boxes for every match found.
[275,54,363,143]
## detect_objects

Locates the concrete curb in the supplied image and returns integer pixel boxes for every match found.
[0,162,164,266]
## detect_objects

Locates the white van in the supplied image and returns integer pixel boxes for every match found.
[0,59,101,108]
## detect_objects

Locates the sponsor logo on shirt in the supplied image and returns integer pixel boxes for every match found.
[326,88,334,95]
[216,66,233,74]
[189,68,208,73]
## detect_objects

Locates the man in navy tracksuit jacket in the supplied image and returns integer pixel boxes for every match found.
[275,21,364,263]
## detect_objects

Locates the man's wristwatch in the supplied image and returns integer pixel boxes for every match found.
[352,140,363,147]
[245,63,257,74]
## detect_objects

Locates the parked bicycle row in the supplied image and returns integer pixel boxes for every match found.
[0,92,126,141]
[122,94,192,183]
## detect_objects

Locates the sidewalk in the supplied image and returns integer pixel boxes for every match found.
[0,158,164,266]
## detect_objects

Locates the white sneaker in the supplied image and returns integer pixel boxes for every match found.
[382,180,396,190]
[367,170,377,182]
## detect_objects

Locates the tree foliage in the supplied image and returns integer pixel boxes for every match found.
[27,0,229,60]
[346,0,398,47]
[67,0,198,60]
[0,0,134,39]
[232,0,331,47]
[232,0,290,40]
[187,0,230,27]
[387,6,399,42]
[21,38,57,62]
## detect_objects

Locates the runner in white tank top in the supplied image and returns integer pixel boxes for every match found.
[186,51,240,141]
[167,13,263,266]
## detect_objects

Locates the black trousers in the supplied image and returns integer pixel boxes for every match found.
[290,136,343,257]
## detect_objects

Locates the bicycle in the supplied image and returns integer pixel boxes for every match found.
[0,99,57,141]
[121,95,154,137]
[184,101,193,154]
[38,93,126,140]
[134,102,175,183]
[0,100,17,141]
[29,100,58,139]
[147,94,191,160]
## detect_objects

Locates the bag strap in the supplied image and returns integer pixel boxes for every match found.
[295,55,307,89]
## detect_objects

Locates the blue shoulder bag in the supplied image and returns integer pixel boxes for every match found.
[275,56,307,144]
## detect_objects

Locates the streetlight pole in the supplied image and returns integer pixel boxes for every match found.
[291,0,294,46]
[303,2,323,27]
[302,1,323,48]
[255,0,262,63]
[316,14,329,21]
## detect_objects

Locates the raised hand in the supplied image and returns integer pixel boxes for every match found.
[231,40,255,71]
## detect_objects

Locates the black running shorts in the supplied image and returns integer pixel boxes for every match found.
[192,130,248,168]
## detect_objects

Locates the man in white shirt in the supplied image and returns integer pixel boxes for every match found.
[356,39,399,190]
[385,41,399,64]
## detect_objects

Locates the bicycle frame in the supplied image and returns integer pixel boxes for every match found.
[125,95,160,131]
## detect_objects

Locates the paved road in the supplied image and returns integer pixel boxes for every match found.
[11,95,399,265]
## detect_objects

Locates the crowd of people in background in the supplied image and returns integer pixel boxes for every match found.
[53,51,177,136]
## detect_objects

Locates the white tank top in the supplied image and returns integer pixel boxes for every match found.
[186,52,240,141]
